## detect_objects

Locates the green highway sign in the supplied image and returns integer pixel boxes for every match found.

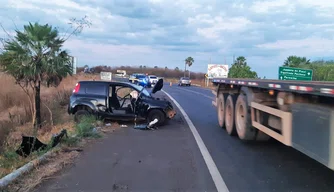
[278,66,313,81]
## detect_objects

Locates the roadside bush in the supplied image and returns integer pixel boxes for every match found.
[75,116,100,138]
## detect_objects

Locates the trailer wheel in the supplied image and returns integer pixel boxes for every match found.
[217,92,227,128]
[225,94,238,136]
[235,94,257,140]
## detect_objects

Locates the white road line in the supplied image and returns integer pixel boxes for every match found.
[162,90,229,192]
[175,87,214,100]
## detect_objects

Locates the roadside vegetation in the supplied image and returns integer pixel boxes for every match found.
[0,17,93,181]
[0,73,99,178]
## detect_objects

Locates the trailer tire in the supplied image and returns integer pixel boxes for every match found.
[217,92,227,128]
[235,94,257,140]
[225,94,238,136]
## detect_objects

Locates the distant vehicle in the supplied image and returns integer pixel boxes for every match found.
[129,74,152,88]
[116,70,126,77]
[148,75,158,85]
[68,79,176,126]
[83,67,95,74]
[178,77,191,86]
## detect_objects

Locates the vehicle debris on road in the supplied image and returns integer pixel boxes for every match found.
[16,129,68,157]
[134,118,159,130]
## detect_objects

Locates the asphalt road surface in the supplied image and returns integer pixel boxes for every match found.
[35,81,334,192]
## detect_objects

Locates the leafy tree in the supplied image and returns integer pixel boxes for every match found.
[0,17,90,130]
[184,56,194,77]
[228,56,258,78]
[282,56,334,81]
[154,66,158,69]
[175,67,179,71]
[283,56,310,67]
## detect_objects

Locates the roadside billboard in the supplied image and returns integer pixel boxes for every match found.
[207,64,229,79]
[100,71,112,81]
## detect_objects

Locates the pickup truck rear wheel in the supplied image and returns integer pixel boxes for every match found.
[225,94,238,136]
[147,109,166,126]
[74,110,90,123]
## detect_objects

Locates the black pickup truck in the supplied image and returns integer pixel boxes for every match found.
[67,78,176,125]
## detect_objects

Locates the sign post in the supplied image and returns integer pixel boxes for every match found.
[278,66,313,81]
[207,64,229,79]
[100,71,112,81]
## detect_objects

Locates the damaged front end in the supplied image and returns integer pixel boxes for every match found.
[165,101,176,119]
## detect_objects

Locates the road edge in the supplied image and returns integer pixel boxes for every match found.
[0,150,54,189]
[161,89,229,192]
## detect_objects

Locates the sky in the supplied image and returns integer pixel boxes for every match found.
[1,0,334,79]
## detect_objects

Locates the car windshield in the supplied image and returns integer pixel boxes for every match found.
[150,76,157,79]
[131,84,151,97]
[182,77,190,80]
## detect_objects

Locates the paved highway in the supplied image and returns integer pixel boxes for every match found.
[163,84,334,192]
[35,80,334,192]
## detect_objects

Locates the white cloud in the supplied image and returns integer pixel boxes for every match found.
[1,0,334,79]
[257,37,334,51]
[249,0,293,13]
[188,15,252,39]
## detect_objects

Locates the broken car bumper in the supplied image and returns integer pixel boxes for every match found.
[166,109,177,119]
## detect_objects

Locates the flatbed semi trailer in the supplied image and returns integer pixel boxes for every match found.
[211,78,334,170]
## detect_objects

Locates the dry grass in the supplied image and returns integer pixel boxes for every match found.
[5,148,80,192]
[0,72,98,177]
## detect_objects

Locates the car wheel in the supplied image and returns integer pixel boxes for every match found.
[74,110,91,123]
[147,109,166,126]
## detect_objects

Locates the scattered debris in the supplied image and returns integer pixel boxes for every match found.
[133,118,159,130]
[105,123,111,127]
[120,124,127,128]
[112,183,128,190]
[15,129,68,157]
[15,136,48,157]
[147,119,158,129]
[133,124,148,130]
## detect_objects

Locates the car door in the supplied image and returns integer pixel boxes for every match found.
[107,84,137,121]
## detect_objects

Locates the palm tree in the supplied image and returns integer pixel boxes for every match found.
[184,57,194,77]
[234,56,247,66]
[0,22,72,128]
[283,56,310,67]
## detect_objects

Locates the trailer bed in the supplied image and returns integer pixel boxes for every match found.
[212,78,334,97]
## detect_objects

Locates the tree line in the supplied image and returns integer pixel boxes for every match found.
[227,55,334,81]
